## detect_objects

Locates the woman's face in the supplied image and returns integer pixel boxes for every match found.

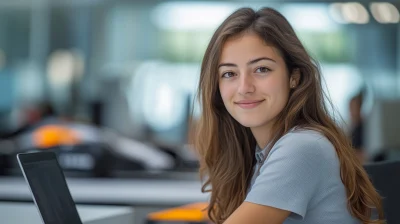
[218,32,296,130]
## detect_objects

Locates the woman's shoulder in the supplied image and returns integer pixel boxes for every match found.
[282,127,326,142]
[271,127,337,161]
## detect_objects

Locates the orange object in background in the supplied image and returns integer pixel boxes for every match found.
[147,202,210,224]
[33,125,80,149]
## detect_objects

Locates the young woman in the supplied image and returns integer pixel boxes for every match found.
[193,7,384,224]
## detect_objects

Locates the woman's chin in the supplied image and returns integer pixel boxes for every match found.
[236,118,264,128]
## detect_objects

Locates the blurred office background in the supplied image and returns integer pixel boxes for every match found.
[0,0,399,223]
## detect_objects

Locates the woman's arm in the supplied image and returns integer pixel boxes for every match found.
[223,202,290,224]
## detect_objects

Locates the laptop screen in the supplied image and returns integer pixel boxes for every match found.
[18,152,82,224]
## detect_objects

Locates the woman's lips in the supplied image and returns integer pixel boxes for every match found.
[235,100,265,109]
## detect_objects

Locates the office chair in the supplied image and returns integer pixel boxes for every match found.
[364,160,400,224]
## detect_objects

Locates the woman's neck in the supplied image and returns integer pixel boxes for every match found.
[251,123,273,149]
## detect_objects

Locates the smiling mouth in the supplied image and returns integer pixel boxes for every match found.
[235,100,265,109]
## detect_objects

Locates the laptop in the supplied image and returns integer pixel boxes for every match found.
[17,151,83,224]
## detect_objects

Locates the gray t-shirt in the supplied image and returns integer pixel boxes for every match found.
[245,128,360,224]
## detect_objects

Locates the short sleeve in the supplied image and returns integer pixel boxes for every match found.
[245,135,328,220]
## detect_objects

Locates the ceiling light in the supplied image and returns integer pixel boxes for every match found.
[342,2,370,24]
[370,2,400,24]
[329,2,370,24]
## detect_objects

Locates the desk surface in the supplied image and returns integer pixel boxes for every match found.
[0,202,135,224]
[0,177,208,206]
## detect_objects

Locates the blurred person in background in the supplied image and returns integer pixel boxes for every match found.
[349,89,366,163]
[14,102,58,136]
[193,7,384,224]
[0,101,58,140]
[0,49,16,138]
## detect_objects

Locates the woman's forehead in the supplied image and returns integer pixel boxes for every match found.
[219,33,283,64]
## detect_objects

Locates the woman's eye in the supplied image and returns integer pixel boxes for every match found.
[221,72,235,78]
[255,67,270,73]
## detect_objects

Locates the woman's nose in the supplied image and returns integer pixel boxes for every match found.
[238,74,255,95]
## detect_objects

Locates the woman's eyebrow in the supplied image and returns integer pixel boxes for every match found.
[218,57,276,69]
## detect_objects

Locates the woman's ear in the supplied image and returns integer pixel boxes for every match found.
[290,68,300,88]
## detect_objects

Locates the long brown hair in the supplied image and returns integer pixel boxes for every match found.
[193,7,384,224]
